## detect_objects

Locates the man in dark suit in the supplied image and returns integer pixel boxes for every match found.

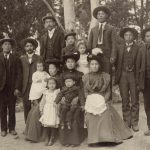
[0,37,22,137]
[20,38,42,122]
[88,6,117,74]
[112,27,140,132]
[40,14,65,62]
[137,28,150,136]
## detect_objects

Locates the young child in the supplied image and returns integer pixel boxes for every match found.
[76,40,89,74]
[55,73,84,130]
[29,60,50,104]
[62,31,76,58]
[39,77,60,146]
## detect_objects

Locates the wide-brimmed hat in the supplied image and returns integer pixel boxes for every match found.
[87,53,103,65]
[0,37,16,47]
[63,52,80,62]
[93,6,111,19]
[141,28,150,40]
[120,27,138,39]
[64,31,76,40]
[45,58,62,67]
[42,13,56,23]
[21,38,38,49]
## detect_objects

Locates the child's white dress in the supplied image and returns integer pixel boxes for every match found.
[39,89,60,127]
[77,54,89,75]
[29,71,50,100]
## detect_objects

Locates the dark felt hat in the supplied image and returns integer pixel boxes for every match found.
[65,31,76,40]
[0,37,16,47]
[21,38,38,49]
[63,52,80,62]
[42,13,56,22]
[141,28,150,40]
[45,58,62,66]
[93,6,111,19]
[120,27,138,39]
[87,53,103,65]
[63,72,76,81]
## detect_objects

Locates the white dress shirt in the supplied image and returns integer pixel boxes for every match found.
[126,42,133,52]
[27,53,34,64]
[48,28,55,39]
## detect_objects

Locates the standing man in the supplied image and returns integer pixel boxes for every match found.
[0,37,22,137]
[88,6,117,74]
[137,28,150,135]
[112,27,140,132]
[20,38,42,122]
[40,14,65,62]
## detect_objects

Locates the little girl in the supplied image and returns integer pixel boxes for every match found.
[29,60,50,104]
[39,77,60,146]
[76,40,89,74]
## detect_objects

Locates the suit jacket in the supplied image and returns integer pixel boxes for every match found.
[113,41,139,84]
[88,23,117,58]
[20,54,42,94]
[0,52,22,92]
[136,43,147,90]
[40,27,65,61]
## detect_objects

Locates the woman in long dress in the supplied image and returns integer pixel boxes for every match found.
[82,54,132,145]
[24,59,62,142]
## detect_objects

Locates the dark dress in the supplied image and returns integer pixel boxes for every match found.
[24,73,61,142]
[59,69,86,145]
[82,72,132,144]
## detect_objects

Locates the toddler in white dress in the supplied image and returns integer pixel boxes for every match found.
[39,77,60,146]
[29,61,50,102]
[76,40,89,74]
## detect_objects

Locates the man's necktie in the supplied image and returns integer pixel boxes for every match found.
[98,24,103,43]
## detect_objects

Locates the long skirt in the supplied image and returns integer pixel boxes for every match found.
[24,105,43,142]
[59,108,86,145]
[86,105,132,144]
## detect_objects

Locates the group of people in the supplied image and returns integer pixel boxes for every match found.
[0,5,150,148]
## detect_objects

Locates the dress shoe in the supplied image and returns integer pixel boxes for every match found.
[132,125,139,132]
[48,137,55,146]
[1,131,7,137]
[144,130,150,136]
[9,130,17,135]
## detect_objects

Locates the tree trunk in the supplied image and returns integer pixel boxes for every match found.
[140,0,144,30]
[63,0,76,31]
[88,0,99,38]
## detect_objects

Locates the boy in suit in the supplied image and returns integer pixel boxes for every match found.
[0,37,22,137]
[20,38,42,122]
[40,14,65,62]
[88,6,117,74]
[112,27,140,132]
[137,28,150,135]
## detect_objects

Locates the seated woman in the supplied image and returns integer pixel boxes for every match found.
[82,54,132,146]
[24,58,62,143]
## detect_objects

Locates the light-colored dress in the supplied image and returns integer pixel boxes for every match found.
[29,71,50,100]
[39,89,60,127]
[77,54,89,74]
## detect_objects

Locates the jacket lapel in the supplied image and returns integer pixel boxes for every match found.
[93,25,99,43]
[52,28,58,45]
[31,54,37,64]
[0,53,6,66]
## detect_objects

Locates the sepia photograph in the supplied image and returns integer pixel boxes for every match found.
[0,0,150,150]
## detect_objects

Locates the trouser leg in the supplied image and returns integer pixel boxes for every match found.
[119,72,131,127]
